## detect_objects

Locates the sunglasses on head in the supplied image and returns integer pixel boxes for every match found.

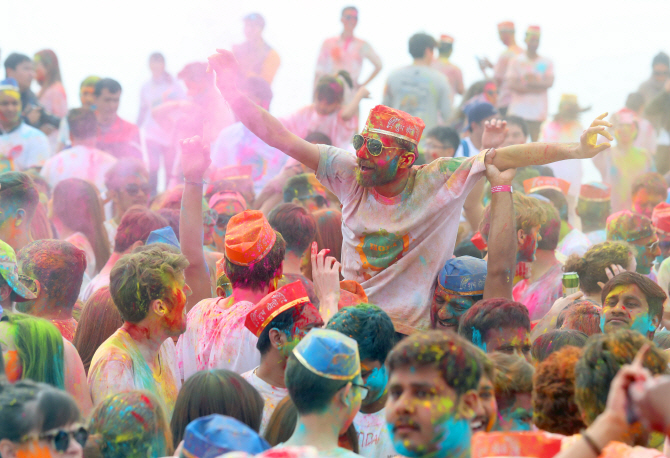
[39,425,88,452]
[352,134,403,157]
[123,183,151,197]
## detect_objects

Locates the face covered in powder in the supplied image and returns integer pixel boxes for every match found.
[495,393,533,432]
[484,327,532,363]
[601,284,657,336]
[361,359,388,406]
[386,365,474,458]
[162,270,191,337]
[632,189,665,219]
[355,132,413,189]
[629,234,661,275]
[431,285,478,333]
[471,375,497,434]
[516,226,541,263]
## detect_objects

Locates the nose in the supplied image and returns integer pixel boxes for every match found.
[184,284,193,297]
[356,145,368,159]
[393,391,414,417]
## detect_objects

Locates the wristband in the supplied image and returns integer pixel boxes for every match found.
[581,430,602,456]
[491,185,512,193]
[184,179,207,186]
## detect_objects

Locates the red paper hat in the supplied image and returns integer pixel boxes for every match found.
[652,202,670,240]
[439,34,454,44]
[225,210,276,266]
[527,25,541,35]
[362,105,425,146]
[337,280,368,309]
[245,281,323,337]
[579,182,611,201]
[497,21,515,31]
[523,176,570,196]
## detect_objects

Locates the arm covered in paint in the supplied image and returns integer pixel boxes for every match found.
[207,50,320,171]
[482,151,516,300]
[179,136,213,310]
[490,114,613,171]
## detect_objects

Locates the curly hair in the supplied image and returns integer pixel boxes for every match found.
[109,245,189,323]
[575,330,669,425]
[563,241,634,295]
[458,298,530,350]
[558,301,602,337]
[480,192,546,240]
[532,346,585,435]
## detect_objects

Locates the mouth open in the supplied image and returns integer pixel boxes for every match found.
[358,162,375,172]
[470,418,485,432]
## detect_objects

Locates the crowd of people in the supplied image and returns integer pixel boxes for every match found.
[2,6,670,458]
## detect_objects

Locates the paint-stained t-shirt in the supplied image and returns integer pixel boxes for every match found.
[0,122,51,172]
[353,409,396,458]
[242,367,288,435]
[177,296,259,381]
[88,327,181,416]
[316,145,486,333]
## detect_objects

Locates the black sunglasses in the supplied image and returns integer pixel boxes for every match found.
[352,134,402,157]
[351,383,369,400]
[39,426,88,452]
[124,183,151,197]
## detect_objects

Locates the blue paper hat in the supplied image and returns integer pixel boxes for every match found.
[182,415,270,458]
[438,256,487,295]
[146,226,180,250]
[293,328,360,380]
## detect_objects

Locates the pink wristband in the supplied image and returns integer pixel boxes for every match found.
[491,185,512,193]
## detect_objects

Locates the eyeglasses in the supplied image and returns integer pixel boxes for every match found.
[351,383,369,400]
[123,183,151,197]
[343,14,358,20]
[39,426,88,452]
[352,134,403,157]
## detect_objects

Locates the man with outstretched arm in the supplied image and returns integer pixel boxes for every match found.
[207,50,613,334]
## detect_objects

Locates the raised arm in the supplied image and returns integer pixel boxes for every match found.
[489,113,613,171]
[482,150,517,300]
[179,136,213,310]
[207,50,320,171]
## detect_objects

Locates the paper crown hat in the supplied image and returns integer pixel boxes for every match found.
[438,256,487,295]
[225,210,276,266]
[146,226,181,249]
[182,414,270,458]
[497,21,515,31]
[523,176,570,196]
[245,281,323,337]
[579,182,611,201]
[439,34,454,44]
[0,239,36,301]
[607,210,654,243]
[293,329,360,380]
[362,105,425,146]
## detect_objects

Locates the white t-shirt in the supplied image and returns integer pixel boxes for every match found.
[454,137,478,158]
[40,145,117,193]
[242,367,289,435]
[176,296,260,381]
[0,122,51,172]
[104,219,119,252]
[353,409,396,458]
[316,145,486,333]
[506,54,554,122]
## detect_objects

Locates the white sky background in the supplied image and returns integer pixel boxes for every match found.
[2,0,668,180]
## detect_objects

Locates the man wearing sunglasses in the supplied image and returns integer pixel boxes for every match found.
[208,49,613,335]
[606,210,662,277]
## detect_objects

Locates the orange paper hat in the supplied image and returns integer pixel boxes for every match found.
[652,202,670,240]
[244,281,323,337]
[362,105,425,146]
[338,280,368,310]
[497,21,515,31]
[527,25,541,35]
[439,34,454,44]
[523,176,570,196]
[471,431,563,458]
[225,210,276,266]
[579,182,611,201]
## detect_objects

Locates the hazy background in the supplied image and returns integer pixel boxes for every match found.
[2,0,668,180]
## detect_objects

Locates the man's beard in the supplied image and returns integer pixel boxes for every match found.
[355,158,399,188]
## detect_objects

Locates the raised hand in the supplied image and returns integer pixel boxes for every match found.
[179,135,211,182]
[484,148,516,186]
[577,113,614,158]
[311,242,341,323]
[207,50,242,97]
[482,118,509,150]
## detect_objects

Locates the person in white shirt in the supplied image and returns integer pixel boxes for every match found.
[242,281,324,434]
[327,304,396,458]
[0,78,50,173]
[41,108,117,193]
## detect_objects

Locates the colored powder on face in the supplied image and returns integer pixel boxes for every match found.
[630,312,655,335]
[364,365,388,405]
[471,328,486,351]
[432,415,472,457]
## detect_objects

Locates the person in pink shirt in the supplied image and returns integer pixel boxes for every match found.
[282,71,368,150]
[34,49,67,150]
[506,26,555,141]
[315,7,382,97]
[94,78,142,160]
[493,21,523,116]
[432,35,464,101]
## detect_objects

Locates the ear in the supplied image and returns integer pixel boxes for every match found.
[215,286,226,297]
[130,240,144,251]
[0,284,11,302]
[269,328,287,351]
[0,439,18,458]
[457,389,479,420]
[399,151,416,169]
[14,208,25,227]
[151,298,168,318]
[338,382,353,407]
[517,228,526,245]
